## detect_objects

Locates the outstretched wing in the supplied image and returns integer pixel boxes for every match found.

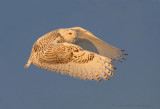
[32,43,116,81]
[70,27,127,62]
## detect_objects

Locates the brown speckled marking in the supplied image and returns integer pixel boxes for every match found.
[36,43,95,66]
[108,71,114,76]
[33,30,63,52]
[89,73,94,80]
[72,53,95,64]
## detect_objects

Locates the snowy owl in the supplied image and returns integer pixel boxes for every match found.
[25,27,127,81]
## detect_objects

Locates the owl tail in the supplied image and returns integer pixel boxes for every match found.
[24,52,33,68]
[24,58,32,68]
[24,47,36,68]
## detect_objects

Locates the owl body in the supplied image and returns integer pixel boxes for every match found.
[25,27,127,81]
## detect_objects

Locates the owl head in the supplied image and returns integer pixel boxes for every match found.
[58,29,78,43]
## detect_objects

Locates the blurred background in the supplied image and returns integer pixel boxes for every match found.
[0,0,159,109]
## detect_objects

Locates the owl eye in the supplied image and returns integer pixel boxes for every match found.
[69,32,72,35]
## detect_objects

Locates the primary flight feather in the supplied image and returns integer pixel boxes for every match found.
[25,27,127,81]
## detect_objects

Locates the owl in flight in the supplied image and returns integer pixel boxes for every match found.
[25,27,127,81]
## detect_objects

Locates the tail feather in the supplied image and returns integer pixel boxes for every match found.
[24,59,32,68]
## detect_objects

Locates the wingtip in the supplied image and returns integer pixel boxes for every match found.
[122,53,128,55]
[110,58,115,62]
[121,49,128,55]
[121,49,125,51]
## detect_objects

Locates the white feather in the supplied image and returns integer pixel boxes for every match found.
[25,27,127,81]
[71,27,127,61]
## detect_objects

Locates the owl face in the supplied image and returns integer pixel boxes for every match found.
[58,29,78,43]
